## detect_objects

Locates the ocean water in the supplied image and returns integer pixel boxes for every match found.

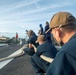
[0,44,8,46]
[0,32,26,38]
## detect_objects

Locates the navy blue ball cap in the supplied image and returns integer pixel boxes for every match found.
[39,24,42,26]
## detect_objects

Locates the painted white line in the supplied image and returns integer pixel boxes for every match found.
[0,46,24,69]
[0,59,13,69]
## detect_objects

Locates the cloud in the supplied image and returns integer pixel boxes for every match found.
[0,0,76,37]
[0,0,41,14]
[1,1,73,18]
[34,2,40,9]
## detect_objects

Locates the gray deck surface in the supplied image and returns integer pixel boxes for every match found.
[0,54,36,75]
[0,44,23,58]
[0,44,61,75]
[0,44,36,75]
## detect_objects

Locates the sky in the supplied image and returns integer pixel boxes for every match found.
[0,0,76,38]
